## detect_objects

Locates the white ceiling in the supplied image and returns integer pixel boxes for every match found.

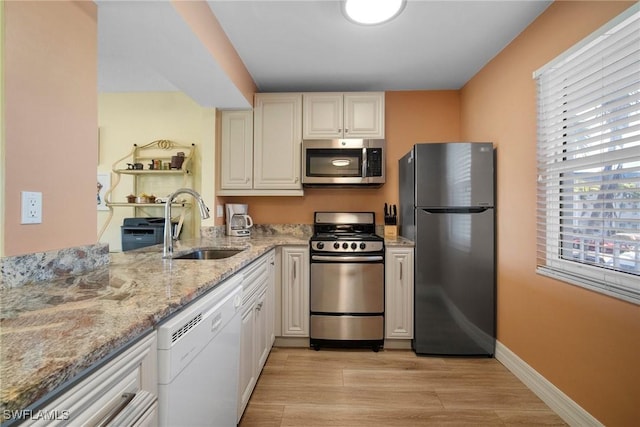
[98,0,552,108]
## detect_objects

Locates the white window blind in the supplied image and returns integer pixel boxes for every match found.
[535,4,640,305]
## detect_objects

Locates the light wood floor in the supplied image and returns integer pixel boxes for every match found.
[238,347,567,426]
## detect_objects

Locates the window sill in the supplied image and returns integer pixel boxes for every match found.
[536,266,639,306]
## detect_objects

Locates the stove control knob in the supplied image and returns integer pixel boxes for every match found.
[316,242,324,250]
[334,242,340,250]
[342,242,349,250]
[360,243,366,250]
[351,243,357,250]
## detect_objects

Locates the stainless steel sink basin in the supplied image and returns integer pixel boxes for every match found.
[173,249,244,260]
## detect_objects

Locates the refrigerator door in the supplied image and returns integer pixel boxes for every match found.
[413,207,495,356]
[414,143,494,208]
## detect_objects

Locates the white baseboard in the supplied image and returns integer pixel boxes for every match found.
[495,341,603,427]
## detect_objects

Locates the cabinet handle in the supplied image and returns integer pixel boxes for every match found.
[399,260,403,281]
[293,259,297,281]
[345,128,349,133]
[97,393,136,427]
[245,178,250,183]
[338,128,342,133]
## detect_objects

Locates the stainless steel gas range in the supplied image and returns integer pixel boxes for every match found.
[309,212,385,352]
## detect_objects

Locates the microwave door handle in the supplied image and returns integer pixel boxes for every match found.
[362,147,368,178]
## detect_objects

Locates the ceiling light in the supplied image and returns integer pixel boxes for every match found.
[332,159,351,167]
[344,0,405,25]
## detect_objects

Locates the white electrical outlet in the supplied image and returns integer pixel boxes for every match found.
[216,205,224,218]
[21,191,42,224]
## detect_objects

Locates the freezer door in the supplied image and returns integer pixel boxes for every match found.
[414,142,494,208]
[413,208,495,356]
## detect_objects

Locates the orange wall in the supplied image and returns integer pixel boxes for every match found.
[171,0,257,107]
[460,2,639,425]
[3,1,97,256]
[220,90,461,224]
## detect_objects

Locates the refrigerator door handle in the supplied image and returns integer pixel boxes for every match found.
[422,207,490,214]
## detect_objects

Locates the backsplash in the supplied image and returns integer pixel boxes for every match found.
[200,224,313,239]
[0,243,109,289]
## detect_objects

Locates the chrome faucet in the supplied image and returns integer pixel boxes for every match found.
[163,188,210,258]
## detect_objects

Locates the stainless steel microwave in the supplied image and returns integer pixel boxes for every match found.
[302,139,385,187]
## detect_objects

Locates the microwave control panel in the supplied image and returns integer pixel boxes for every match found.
[366,148,383,177]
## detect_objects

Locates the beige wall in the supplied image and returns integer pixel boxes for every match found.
[219,90,461,224]
[460,2,639,425]
[3,1,97,256]
[98,92,216,251]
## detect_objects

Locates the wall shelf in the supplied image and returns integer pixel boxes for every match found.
[98,139,196,242]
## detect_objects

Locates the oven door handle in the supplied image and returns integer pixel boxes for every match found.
[311,255,384,262]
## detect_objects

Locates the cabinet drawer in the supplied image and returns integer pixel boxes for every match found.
[25,333,157,426]
[242,255,269,304]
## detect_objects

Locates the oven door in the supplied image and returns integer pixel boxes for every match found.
[310,255,384,313]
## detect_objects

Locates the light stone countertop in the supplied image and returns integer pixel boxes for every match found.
[0,231,413,414]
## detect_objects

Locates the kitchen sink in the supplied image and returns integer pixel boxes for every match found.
[173,249,244,260]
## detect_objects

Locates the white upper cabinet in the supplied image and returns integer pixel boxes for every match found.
[303,92,385,139]
[219,94,303,196]
[302,93,344,139]
[254,93,303,191]
[220,110,253,190]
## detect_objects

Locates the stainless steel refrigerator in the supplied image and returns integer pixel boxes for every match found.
[399,142,495,356]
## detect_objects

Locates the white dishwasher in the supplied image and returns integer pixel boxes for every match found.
[157,274,243,427]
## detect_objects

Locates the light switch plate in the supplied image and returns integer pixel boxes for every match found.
[21,191,43,224]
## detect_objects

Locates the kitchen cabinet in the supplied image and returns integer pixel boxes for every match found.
[219,94,304,196]
[99,139,195,241]
[220,110,253,190]
[265,251,276,350]
[254,93,303,191]
[302,92,385,139]
[24,332,158,426]
[281,246,310,337]
[237,250,276,422]
[385,247,414,339]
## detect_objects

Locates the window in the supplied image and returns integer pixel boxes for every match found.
[535,4,640,304]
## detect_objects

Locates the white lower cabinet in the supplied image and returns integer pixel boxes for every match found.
[385,247,415,339]
[24,332,158,426]
[281,246,310,337]
[237,250,276,423]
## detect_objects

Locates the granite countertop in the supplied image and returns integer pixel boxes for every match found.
[0,230,413,414]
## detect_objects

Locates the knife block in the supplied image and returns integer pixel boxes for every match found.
[384,225,398,239]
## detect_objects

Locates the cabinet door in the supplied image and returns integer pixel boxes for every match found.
[344,92,385,138]
[237,302,256,422]
[266,252,276,346]
[385,247,414,339]
[221,110,253,189]
[253,93,302,189]
[302,93,344,139]
[281,246,310,337]
[256,287,270,371]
